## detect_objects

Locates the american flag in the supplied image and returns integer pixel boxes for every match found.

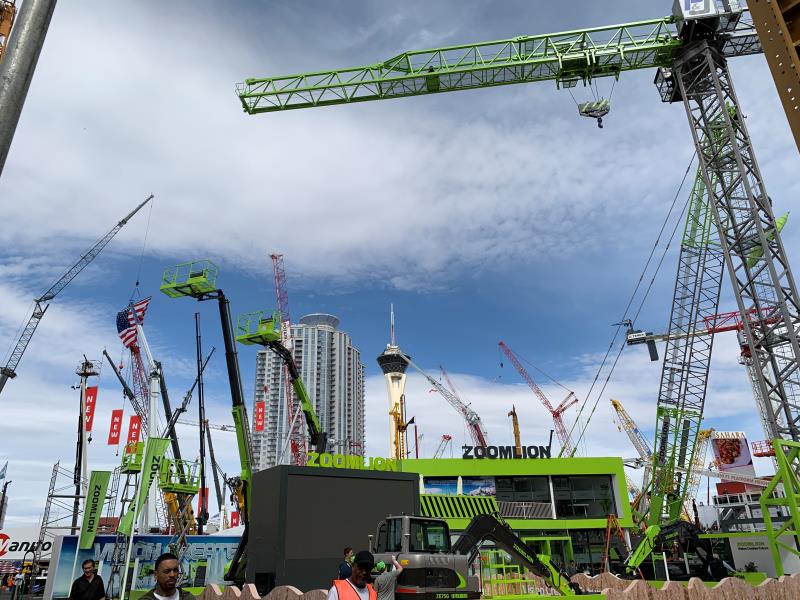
[116,297,151,348]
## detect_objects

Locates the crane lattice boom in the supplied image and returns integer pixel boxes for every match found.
[498,341,577,457]
[403,355,488,448]
[433,434,452,459]
[0,196,152,397]
[237,13,759,114]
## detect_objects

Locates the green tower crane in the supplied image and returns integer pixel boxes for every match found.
[235,2,800,578]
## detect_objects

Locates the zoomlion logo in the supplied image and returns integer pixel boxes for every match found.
[0,533,10,557]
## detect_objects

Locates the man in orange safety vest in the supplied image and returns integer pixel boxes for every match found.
[326,551,377,600]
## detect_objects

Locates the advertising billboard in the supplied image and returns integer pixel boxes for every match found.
[45,534,240,598]
[422,477,458,495]
[711,431,756,482]
[462,477,496,496]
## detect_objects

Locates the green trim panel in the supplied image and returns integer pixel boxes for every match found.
[420,494,498,519]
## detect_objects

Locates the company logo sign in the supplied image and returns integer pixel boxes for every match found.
[462,442,553,460]
[307,452,399,471]
[0,531,52,559]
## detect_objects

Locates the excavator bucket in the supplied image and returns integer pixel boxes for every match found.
[160,259,219,298]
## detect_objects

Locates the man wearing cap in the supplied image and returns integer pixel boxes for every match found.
[372,556,404,600]
[327,551,377,600]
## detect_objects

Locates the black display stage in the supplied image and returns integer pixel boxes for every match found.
[247,464,420,594]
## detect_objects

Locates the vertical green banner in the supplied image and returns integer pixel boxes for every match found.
[79,470,111,549]
[118,436,170,536]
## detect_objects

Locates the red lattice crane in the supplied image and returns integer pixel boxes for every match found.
[271,253,304,465]
[498,341,578,456]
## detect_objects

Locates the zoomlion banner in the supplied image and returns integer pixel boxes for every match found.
[118,437,170,536]
[78,471,111,549]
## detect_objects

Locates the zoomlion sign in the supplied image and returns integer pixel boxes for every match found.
[463,431,554,459]
[307,452,399,471]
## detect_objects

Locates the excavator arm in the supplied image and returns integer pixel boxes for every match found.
[452,514,580,596]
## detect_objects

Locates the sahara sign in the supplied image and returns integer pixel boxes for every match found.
[307,452,398,471]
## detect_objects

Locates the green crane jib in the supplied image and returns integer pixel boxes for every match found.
[236,310,327,453]
[0,195,153,397]
[236,12,758,114]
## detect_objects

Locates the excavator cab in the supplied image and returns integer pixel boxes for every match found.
[370,515,479,600]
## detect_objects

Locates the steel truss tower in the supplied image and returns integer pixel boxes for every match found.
[648,165,724,525]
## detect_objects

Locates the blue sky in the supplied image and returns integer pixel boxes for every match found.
[1,0,799,526]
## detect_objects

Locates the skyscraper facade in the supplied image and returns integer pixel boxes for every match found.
[251,313,365,470]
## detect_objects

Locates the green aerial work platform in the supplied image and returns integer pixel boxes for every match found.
[160,259,219,298]
[236,310,283,346]
[159,458,201,495]
[121,441,144,473]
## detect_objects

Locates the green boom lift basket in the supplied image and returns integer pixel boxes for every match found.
[159,458,201,494]
[121,441,145,473]
[235,310,282,346]
[160,260,219,298]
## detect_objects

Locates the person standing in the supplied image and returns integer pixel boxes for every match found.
[372,556,403,600]
[138,553,194,600]
[327,551,376,600]
[338,547,355,580]
[68,560,105,600]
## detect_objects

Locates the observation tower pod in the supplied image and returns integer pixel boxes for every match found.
[160,260,219,298]
[159,458,201,494]
[235,310,282,345]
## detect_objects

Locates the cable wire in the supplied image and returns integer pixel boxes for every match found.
[131,198,154,301]
[564,152,697,452]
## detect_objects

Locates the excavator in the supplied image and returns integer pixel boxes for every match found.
[369,513,581,597]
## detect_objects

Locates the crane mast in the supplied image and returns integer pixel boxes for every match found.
[0,195,152,397]
[498,341,577,457]
[270,253,304,465]
[403,356,489,448]
[508,405,522,458]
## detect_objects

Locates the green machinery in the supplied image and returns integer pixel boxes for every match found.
[235,310,327,453]
[236,0,800,579]
[160,259,253,582]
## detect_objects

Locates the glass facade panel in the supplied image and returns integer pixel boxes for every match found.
[553,475,614,518]
[495,476,551,503]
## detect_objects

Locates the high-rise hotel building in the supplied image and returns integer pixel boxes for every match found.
[251,313,365,470]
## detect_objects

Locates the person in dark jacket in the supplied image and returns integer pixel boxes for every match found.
[69,560,105,600]
[338,547,354,580]
[137,553,194,600]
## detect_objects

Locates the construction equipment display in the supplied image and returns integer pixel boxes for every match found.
[238,1,800,576]
[499,341,578,457]
[402,355,489,448]
[235,309,327,455]
[0,195,152,397]
[370,513,579,597]
[159,260,254,582]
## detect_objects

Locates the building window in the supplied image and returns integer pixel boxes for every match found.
[495,477,551,504]
[553,476,614,518]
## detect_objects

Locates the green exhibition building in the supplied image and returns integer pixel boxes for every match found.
[375,455,628,570]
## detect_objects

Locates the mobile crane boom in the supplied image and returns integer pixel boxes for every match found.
[402,355,489,448]
[0,195,152,397]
